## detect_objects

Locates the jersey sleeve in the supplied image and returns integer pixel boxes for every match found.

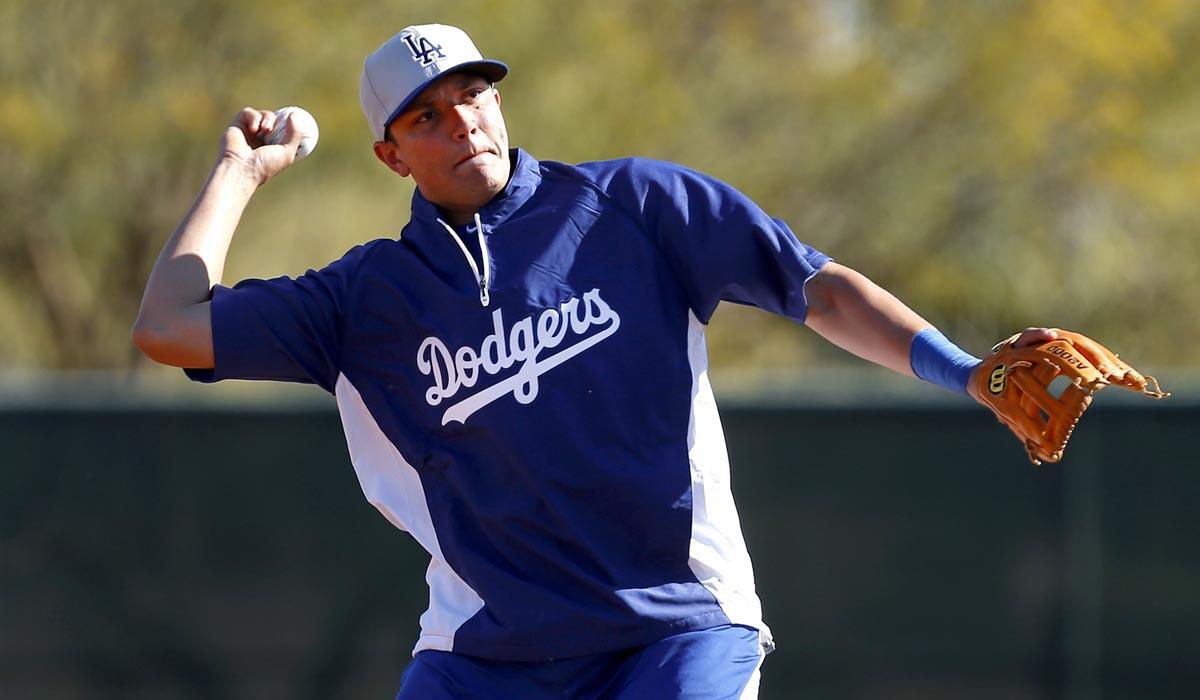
[183,247,367,392]
[627,161,831,325]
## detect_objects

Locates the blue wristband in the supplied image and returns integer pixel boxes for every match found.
[909,327,982,395]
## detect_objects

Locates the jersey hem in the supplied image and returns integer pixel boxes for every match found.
[412,609,765,662]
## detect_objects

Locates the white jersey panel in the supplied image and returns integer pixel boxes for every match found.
[684,312,774,650]
[334,374,484,655]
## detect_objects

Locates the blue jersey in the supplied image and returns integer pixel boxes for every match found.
[187,149,830,661]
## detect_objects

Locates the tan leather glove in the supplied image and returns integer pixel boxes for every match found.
[974,330,1168,465]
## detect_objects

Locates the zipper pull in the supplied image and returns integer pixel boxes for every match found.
[479,280,490,306]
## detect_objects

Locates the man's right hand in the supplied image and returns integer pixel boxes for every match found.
[220,107,305,186]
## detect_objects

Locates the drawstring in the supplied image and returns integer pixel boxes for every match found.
[436,214,491,307]
[473,213,492,306]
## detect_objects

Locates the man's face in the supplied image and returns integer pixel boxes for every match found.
[374,72,510,221]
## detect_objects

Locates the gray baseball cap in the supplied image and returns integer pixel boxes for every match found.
[359,24,509,141]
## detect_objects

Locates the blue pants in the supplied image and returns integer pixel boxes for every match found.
[395,624,766,700]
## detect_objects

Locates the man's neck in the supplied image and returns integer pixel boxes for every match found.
[441,209,478,228]
[427,151,518,227]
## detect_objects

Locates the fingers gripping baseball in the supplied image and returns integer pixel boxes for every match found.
[221,107,308,185]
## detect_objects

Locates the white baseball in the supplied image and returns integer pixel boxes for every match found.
[266,106,319,159]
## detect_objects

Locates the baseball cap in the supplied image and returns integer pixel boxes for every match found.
[359,24,509,141]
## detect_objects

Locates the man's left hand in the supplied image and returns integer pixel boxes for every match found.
[966,327,1058,402]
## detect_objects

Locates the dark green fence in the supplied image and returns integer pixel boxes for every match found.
[2,400,1197,699]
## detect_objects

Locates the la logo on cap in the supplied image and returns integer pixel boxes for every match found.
[402,32,445,66]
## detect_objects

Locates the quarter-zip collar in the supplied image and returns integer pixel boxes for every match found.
[405,148,540,307]
[409,148,542,233]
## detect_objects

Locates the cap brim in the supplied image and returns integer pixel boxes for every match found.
[383,60,509,135]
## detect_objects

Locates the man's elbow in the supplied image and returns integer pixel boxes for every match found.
[803,262,848,326]
[130,310,213,368]
[131,315,172,364]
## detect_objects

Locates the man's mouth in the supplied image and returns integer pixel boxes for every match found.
[456,150,494,167]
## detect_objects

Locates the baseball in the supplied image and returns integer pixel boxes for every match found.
[266,106,319,159]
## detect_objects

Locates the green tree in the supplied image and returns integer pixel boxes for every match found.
[2,0,1197,373]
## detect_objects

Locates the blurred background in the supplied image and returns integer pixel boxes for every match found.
[1,0,1197,698]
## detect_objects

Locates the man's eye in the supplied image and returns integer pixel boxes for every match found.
[416,110,436,124]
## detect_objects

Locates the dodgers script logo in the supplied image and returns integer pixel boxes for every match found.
[417,289,621,425]
[402,33,446,67]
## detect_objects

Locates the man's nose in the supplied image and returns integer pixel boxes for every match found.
[449,105,478,139]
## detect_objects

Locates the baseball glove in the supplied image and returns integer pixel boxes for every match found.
[974,329,1169,465]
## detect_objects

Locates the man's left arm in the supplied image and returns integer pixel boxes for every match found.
[613,160,1053,399]
[803,261,1055,400]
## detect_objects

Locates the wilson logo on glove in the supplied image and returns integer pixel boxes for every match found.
[988,365,1007,395]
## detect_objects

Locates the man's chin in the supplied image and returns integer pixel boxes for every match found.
[434,176,505,213]
[459,161,509,191]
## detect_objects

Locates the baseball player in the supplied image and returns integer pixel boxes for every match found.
[133,24,1057,699]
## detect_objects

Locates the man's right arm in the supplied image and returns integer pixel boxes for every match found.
[131,108,304,368]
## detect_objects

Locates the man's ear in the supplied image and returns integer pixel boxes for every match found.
[373,140,412,177]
